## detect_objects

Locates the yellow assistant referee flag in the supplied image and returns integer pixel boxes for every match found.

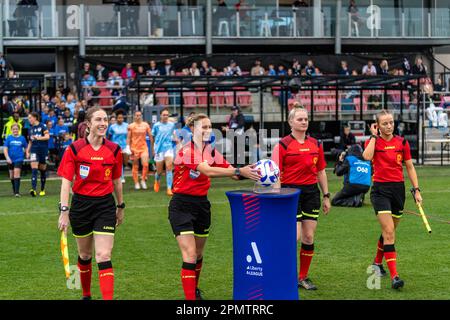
[60,231,70,279]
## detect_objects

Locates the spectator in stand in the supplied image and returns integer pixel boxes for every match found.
[277,65,287,76]
[108,70,124,88]
[222,105,245,135]
[74,110,88,140]
[121,62,136,84]
[95,63,109,82]
[81,62,93,76]
[348,0,362,31]
[54,101,66,118]
[54,117,70,141]
[292,58,302,76]
[402,57,412,75]
[235,0,250,21]
[160,58,175,76]
[267,64,276,76]
[339,60,351,76]
[412,57,427,75]
[189,62,201,76]
[42,93,54,109]
[362,60,377,76]
[0,53,6,78]
[147,60,160,76]
[7,69,18,79]
[81,72,97,101]
[351,69,358,76]
[225,60,242,76]
[251,59,265,76]
[200,60,214,76]
[47,108,58,127]
[182,68,190,76]
[378,60,389,75]
[305,60,316,76]
[314,68,322,76]
[63,108,75,129]
[137,65,146,77]
[66,93,77,115]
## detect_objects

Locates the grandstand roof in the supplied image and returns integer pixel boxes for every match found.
[130,75,425,91]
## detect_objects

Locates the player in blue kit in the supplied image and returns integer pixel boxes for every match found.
[3,124,28,197]
[152,108,177,196]
[26,112,50,197]
[108,110,129,183]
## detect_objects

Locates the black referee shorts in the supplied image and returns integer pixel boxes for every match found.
[69,193,116,238]
[282,184,321,222]
[370,182,405,218]
[168,193,211,237]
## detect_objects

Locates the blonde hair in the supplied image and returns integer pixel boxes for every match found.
[187,113,209,128]
[288,105,308,122]
[375,109,393,124]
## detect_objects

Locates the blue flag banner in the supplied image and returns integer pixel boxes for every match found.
[226,188,300,300]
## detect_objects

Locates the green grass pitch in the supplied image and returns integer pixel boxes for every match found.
[0,166,449,300]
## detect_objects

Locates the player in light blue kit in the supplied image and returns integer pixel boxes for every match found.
[108,110,129,183]
[3,123,28,197]
[151,108,177,196]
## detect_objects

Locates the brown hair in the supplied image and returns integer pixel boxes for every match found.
[85,106,106,135]
[187,113,209,128]
[375,109,393,124]
[160,108,170,115]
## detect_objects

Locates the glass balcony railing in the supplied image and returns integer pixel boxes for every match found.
[1,2,448,40]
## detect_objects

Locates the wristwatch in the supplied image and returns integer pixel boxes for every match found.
[323,193,331,199]
[234,168,241,176]
[413,187,421,192]
[116,202,126,209]
[59,203,69,213]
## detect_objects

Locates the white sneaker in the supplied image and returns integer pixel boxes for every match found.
[134,182,141,190]
[121,178,126,184]
[140,180,148,190]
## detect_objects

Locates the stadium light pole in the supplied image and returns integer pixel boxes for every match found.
[206,0,213,55]
[335,0,342,54]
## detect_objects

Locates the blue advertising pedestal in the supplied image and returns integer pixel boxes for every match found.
[225,188,300,300]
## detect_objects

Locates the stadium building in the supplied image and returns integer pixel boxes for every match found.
[1,0,450,163]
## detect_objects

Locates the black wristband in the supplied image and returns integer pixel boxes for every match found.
[370,135,378,140]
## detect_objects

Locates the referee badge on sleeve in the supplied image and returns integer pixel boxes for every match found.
[79,165,90,179]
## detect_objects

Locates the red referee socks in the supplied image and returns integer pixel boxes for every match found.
[374,235,384,265]
[98,261,114,300]
[181,262,197,300]
[299,243,314,281]
[383,244,398,279]
[195,258,203,289]
[78,257,92,298]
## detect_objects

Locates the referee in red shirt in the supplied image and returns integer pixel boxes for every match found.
[170,113,259,300]
[363,109,422,289]
[272,106,331,291]
[57,107,125,300]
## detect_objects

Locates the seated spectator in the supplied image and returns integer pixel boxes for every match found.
[200,60,214,76]
[0,53,6,78]
[314,67,323,76]
[66,93,77,115]
[160,58,174,76]
[339,60,350,76]
[81,62,93,76]
[47,108,58,127]
[362,60,377,76]
[277,65,287,76]
[95,63,109,82]
[7,69,18,79]
[304,60,316,76]
[332,144,371,207]
[81,71,97,88]
[378,59,389,75]
[251,59,265,76]
[225,60,242,76]
[402,56,412,75]
[108,70,124,89]
[412,57,427,75]
[121,62,136,83]
[292,58,302,76]
[351,69,358,76]
[189,62,200,76]
[137,65,146,77]
[267,64,276,76]
[146,60,160,76]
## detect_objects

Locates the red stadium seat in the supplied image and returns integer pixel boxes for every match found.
[183,92,197,108]
[237,91,252,107]
[197,91,208,107]
[224,91,235,106]
[155,92,169,106]
[211,92,225,107]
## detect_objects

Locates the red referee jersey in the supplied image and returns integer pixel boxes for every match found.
[364,135,411,183]
[272,134,327,185]
[57,138,122,197]
[173,142,230,196]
